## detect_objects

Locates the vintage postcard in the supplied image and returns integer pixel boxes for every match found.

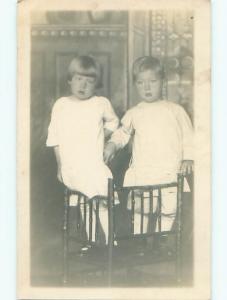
[17,0,211,299]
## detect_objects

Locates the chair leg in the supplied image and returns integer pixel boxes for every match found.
[175,232,182,283]
[176,174,183,284]
[63,189,69,285]
[107,178,114,286]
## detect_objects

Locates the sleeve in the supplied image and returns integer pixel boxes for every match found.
[103,98,119,132]
[176,105,194,160]
[46,101,60,147]
[109,109,134,150]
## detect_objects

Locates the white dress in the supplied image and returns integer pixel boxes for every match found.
[46,96,119,198]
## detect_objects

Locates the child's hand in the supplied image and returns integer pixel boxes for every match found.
[180,160,194,176]
[57,167,63,183]
[104,128,112,140]
[103,142,117,164]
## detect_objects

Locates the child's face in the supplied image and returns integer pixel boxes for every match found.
[135,69,162,103]
[69,72,97,100]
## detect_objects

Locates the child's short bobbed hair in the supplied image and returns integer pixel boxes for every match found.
[132,56,164,83]
[67,55,103,88]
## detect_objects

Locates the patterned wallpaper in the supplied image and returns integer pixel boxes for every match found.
[150,11,194,120]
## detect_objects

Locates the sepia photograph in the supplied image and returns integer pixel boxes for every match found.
[17,0,211,299]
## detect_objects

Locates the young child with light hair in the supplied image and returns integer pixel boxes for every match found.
[104,56,193,235]
[47,55,119,245]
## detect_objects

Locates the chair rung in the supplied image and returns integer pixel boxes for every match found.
[115,182,178,192]
[115,230,177,241]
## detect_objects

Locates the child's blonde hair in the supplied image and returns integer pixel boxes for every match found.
[132,56,164,83]
[67,55,103,88]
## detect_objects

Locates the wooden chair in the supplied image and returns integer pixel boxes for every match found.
[62,174,186,286]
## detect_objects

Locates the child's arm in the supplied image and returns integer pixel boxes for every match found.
[176,106,194,175]
[54,146,63,183]
[103,141,118,163]
[46,101,60,147]
[103,98,119,137]
[104,110,134,163]
[102,98,119,162]
[46,100,62,182]
[180,159,194,175]
[104,128,113,140]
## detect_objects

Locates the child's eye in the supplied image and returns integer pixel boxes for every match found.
[87,78,95,84]
[136,81,143,85]
[74,75,82,81]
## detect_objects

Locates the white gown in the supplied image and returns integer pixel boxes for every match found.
[110,99,193,186]
[46,95,119,198]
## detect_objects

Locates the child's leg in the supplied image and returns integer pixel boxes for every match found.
[134,213,149,234]
[97,202,109,244]
[79,200,96,243]
[69,195,108,245]
[79,199,109,245]
[155,186,177,232]
[128,191,154,234]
